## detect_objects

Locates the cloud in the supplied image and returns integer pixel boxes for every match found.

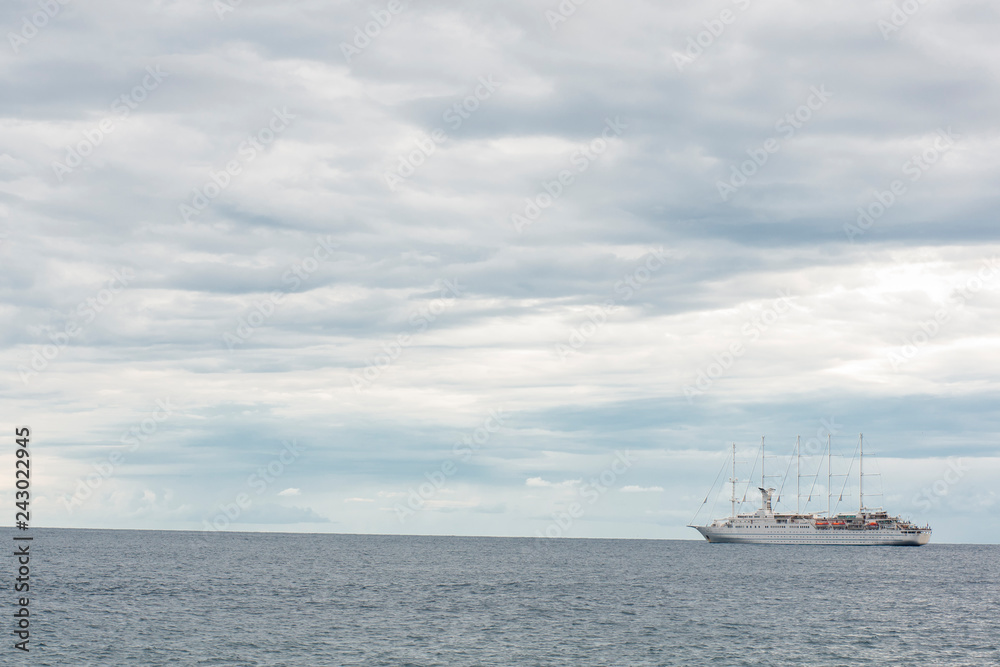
[235,504,331,525]
[526,477,581,488]
[5,0,999,543]
[621,486,664,493]
[277,488,301,496]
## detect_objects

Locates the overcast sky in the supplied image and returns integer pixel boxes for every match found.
[2,0,999,543]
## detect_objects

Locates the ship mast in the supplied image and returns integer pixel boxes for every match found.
[859,433,864,514]
[730,442,737,519]
[796,435,800,514]
[760,436,764,490]
[760,436,769,512]
[827,434,831,517]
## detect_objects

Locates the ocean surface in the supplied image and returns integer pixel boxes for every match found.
[8,529,1000,666]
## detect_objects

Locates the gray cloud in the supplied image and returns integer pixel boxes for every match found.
[3,0,999,542]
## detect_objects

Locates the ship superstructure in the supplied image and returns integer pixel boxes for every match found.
[689,436,931,546]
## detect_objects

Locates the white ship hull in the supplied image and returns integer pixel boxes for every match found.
[693,524,931,546]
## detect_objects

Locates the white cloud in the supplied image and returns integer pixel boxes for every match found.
[526,477,581,488]
[5,0,999,543]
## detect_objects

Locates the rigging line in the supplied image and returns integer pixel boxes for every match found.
[866,439,885,501]
[834,439,860,513]
[707,478,724,524]
[740,441,762,503]
[876,449,885,501]
[690,449,731,524]
[804,453,824,508]
[775,440,796,503]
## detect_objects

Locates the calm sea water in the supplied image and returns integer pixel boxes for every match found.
[8,529,999,666]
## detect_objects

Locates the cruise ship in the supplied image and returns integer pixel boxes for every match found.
[689,436,931,546]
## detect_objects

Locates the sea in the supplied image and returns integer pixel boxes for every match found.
[8,529,1000,666]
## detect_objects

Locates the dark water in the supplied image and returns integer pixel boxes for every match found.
[8,529,1000,666]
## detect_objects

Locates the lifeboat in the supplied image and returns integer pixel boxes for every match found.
[831,521,845,526]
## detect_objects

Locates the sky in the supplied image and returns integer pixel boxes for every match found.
[2,0,999,544]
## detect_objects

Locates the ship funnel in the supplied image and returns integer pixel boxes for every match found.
[758,487,775,513]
